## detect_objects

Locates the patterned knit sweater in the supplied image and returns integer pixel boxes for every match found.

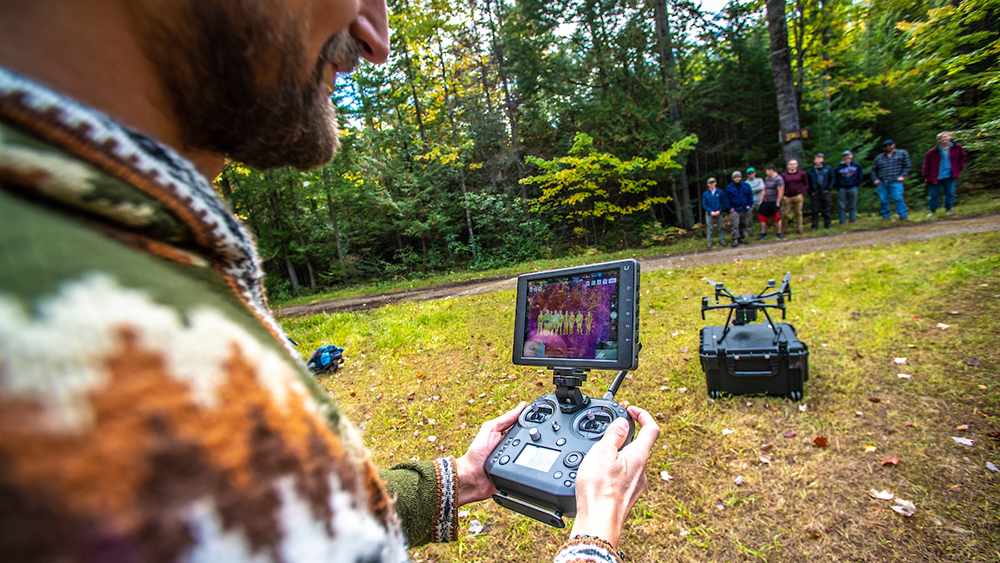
[0,67,619,563]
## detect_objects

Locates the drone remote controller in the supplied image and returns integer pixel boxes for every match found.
[485,368,636,528]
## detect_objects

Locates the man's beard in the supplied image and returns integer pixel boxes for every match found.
[133,2,362,171]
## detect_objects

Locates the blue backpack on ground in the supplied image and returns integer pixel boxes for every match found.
[307,345,344,375]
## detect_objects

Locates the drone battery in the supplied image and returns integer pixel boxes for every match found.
[699,322,809,400]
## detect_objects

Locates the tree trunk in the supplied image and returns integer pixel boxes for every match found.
[437,40,477,256]
[484,0,526,214]
[400,40,428,147]
[322,173,349,279]
[268,188,300,294]
[217,175,233,209]
[653,0,694,227]
[766,0,805,163]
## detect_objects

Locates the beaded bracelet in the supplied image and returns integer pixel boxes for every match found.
[570,534,627,562]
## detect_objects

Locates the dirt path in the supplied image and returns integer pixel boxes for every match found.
[275,214,1000,318]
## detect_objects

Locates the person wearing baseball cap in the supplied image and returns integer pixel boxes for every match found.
[702,177,726,248]
[871,139,911,220]
[746,167,765,218]
[724,171,754,246]
[834,150,863,223]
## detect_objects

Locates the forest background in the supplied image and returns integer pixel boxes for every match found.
[215,0,999,302]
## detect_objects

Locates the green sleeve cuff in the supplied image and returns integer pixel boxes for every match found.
[379,457,457,548]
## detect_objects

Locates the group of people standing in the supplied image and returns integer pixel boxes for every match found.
[701,132,968,248]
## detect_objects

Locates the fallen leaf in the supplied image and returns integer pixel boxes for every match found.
[365,413,373,420]
[856,411,864,416]
[855,350,864,358]
[678,387,687,393]
[722,428,734,435]
[671,331,679,338]
[679,529,690,536]
[864,445,877,453]
[734,475,743,486]
[904,422,915,428]
[892,498,917,517]
[870,489,894,500]
[745,401,753,407]
[950,311,961,315]
[715,500,725,511]
[881,456,900,466]
[952,437,974,446]
[937,323,950,330]
[987,431,1000,439]
[459,422,468,430]
[468,520,484,534]
[851,311,862,320]
[955,424,969,431]
[813,436,829,448]
[659,385,670,391]
[759,454,772,464]
[987,462,999,473]
[783,430,797,438]
[428,435,437,442]
[679,347,689,353]
[966,358,981,367]
[660,471,673,481]
[655,412,665,420]
[894,357,908,365]
[897,373,912,379]
[913,316,922,322]
[761,443,774,451]
[349,390,357,397]
[458,510,470,518]
[682,356,692,361]
[799,404,808,412]
[811,533,821,539]
[869,397,881,403]
[907,344,917,348]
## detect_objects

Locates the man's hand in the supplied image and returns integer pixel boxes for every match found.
[570,406,660,548]
[874,179,881,185]
[455,401,526,506]
[897,176,905,182]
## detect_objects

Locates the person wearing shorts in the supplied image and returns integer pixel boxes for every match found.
[758,164,786,240]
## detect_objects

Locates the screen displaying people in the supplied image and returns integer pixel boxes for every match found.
[522,269,619,360]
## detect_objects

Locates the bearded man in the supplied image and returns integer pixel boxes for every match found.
[0,2,659,562]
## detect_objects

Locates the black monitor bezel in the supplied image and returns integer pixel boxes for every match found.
[511,259,639,371]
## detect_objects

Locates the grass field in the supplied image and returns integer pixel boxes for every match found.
[282,230,1000,562]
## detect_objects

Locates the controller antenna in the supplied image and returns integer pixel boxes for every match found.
[603,370,628,401]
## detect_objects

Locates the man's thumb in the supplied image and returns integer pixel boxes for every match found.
[598,418,630,451]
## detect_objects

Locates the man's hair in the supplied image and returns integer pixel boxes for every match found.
[937,131,953,141]
[765,164,777,171]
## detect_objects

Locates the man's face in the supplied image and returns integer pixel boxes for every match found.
[884,143,896,152]
[748,171,756,178]
[766,169,777,177]
[732,175,742,183]
[843,154,853,164]
[708,182,717,190]
[939,132,952,145]
[814,155,824,167]
[130,0,387,171]
[787,160,798,172]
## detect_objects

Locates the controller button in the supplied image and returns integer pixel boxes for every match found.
[551,421,561,432]
[564,480,573,487]
[555,438,566,446]
[505,438,512,444]
[569,472,576,478]
[529,428,541,441]
[553,471,563,479]
[564,452,583,468]
[512,439,521,446]
[499,455,510,465]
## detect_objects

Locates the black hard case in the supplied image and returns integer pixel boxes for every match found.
[699,322,809,399]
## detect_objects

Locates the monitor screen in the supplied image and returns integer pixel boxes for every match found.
[521,268,619,361]
[513,444,561,473]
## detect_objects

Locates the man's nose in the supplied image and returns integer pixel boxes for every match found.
[351,0,390,64]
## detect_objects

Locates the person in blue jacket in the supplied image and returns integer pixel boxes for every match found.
[806,153,835,230]
[833,150,863,224]
[702,177,727,248]
[723,171,754,246]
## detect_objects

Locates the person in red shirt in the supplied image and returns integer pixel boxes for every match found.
[780,159,809,235]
